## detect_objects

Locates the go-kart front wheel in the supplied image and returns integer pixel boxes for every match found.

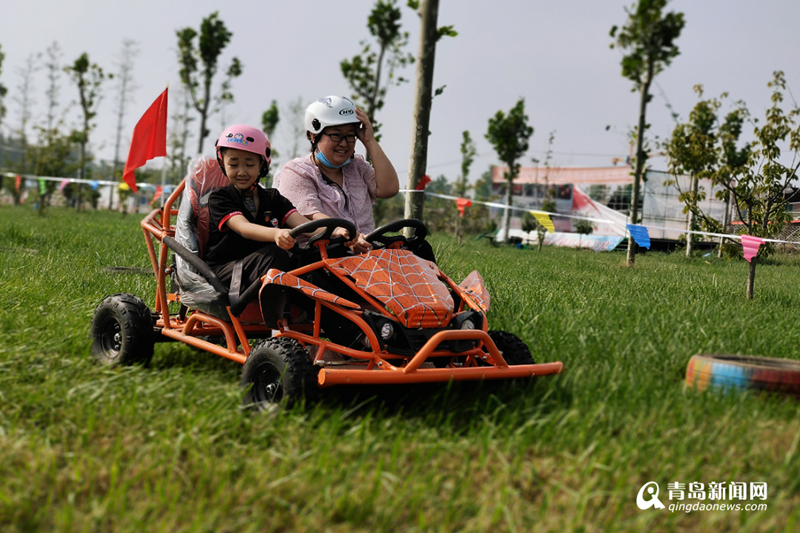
[90,293,154,366]
[241,338,318,411]
[488,330,535,366]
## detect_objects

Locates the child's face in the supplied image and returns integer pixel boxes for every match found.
[222,148,261,191]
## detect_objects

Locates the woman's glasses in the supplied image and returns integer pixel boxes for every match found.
[322,132,357,144]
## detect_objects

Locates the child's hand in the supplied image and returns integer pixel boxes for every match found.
[332,226,353,243]
[276,229,296,250]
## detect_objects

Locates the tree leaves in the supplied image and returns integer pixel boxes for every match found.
[611,0,685,88]
[176,11,242,153]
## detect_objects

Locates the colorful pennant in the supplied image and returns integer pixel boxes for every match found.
[626,224,651,249]
[456,197,472,217]
[150,185,163,206]
[39,179,46,195]
[531,211,555,233]
[59,179,70,192]
[415,174,431,191]
[740,234,765,262]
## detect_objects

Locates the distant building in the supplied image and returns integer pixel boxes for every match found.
[490,165,729,241]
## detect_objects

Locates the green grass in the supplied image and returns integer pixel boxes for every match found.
[1,205,799,532]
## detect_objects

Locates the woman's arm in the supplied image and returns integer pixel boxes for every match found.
[355,108,399,199]
[305,212,362,250]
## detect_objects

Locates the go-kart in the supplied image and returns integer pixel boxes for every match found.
[90,158,564,410]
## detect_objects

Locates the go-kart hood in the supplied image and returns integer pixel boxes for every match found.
[326,249,453,328]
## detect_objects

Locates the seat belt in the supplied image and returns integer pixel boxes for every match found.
[228,260,244,311]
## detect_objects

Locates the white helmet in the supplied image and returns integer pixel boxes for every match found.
[305,96,360,135]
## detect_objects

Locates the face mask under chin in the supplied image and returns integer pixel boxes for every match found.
[315,149,352,169]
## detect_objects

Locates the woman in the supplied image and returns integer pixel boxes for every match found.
[275,95,399,254]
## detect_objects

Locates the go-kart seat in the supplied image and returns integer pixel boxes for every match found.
[166,156,263,322]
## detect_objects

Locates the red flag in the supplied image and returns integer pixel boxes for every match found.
[456,197,472,217]
[150,185,163,206]
[415,174,431,191]
[15,175,21,192]
[122,89,168,193]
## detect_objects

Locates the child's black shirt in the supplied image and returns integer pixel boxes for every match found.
[206,184,296,266]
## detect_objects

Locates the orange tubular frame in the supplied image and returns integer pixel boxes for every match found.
[141,178,564,389]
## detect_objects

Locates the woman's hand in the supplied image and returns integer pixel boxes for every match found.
[355,108,375,146]
[350,233,373,255]
[332,226,358,247]
[275,229,296,250]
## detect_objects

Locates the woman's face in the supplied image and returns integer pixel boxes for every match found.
[315,124,358,167]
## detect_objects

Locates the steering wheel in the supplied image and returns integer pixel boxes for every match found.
[365,219,429,249]
[288,218,357,253]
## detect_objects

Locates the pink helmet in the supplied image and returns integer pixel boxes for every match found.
[215,124,272,178]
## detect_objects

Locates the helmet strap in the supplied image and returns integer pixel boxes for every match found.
[241,184,257,214]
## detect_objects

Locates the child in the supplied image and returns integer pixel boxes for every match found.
[205,125,313,316]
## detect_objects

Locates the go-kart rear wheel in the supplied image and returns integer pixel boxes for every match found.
[241,338,319,411]
[488,330,535,365]
[90,293,154,366]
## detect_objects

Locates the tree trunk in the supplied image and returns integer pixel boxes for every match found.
[78,139,86,212]
[403,0,439,233]
[718,193,731,258]
[746,256,757,300]
[197,81,212,154]
[198,111,208,155]
[503,175,513,242]
[686,173,698,257]
[626,62,653,266]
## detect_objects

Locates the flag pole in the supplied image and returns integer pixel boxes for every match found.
[160,83,169,208]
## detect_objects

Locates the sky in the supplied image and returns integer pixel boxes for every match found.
[1,0,799,184]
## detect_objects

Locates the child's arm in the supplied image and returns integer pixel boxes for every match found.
[225,215,296,250]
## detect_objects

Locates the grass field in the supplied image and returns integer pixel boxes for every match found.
[1,205,799,532]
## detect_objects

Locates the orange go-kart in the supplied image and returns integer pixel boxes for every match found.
[90,158,563,410]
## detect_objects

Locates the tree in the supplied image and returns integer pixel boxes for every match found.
[575,218,594,249]
[13,53,40,178]
[0,43,7,127]
[486,98,534,242]
[27,42,70,214]
[168,84,194,184]
[283,96,306,160]
[28,128,78,212]
[425,175,456,233]
[403,0,456,225]
[43,42,63,134]
[454,130,476,243]
[665,85,719,257]
[610,0,685,265]
[455,130,476,197]
[110,39,139,210]
[261,99,279,185]
[261,99,279,140]
[177,11,242,154]
[65,52,109,211]
[711,72,799,299]
[665,86,750,257]
[341,0,414,144]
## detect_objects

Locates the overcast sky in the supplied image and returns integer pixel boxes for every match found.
[1,0,798,183]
